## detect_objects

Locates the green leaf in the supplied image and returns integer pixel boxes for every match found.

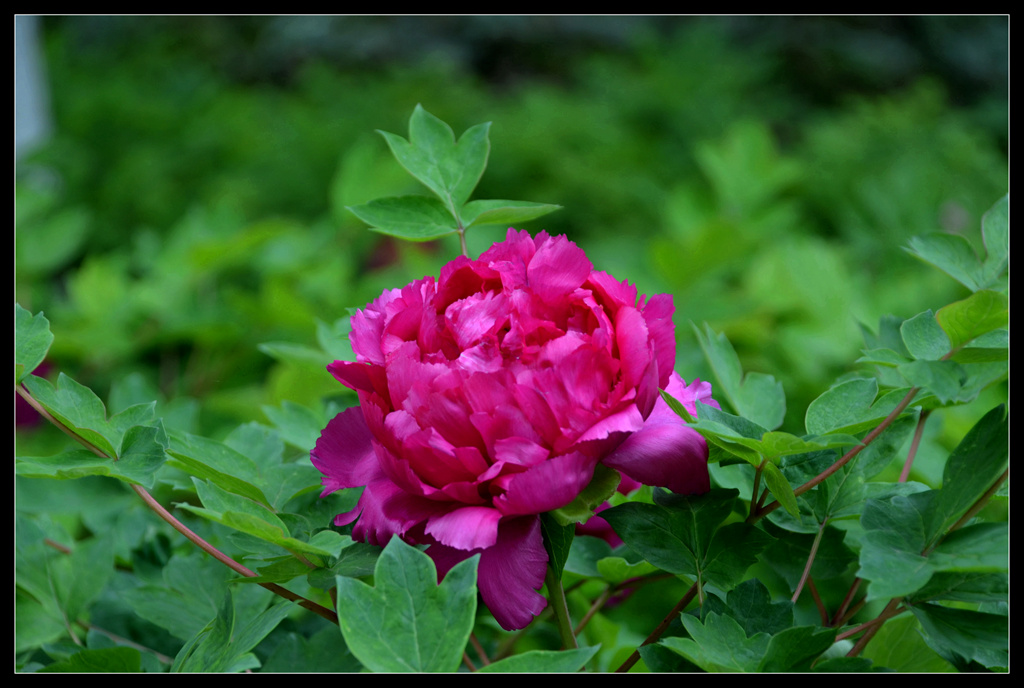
[335,538,478,672]
[316,317,354,361]
[693,323,786,430]
[929,404,1008,537]
[936,290,1008,351]
[663,613,770,672]
[346,195,458,241]
[21,374,120,457]
[262,401,326,453]
[978,194,1008,287]
[928,523,1008,573]
[698,523,775,591]
[178,479,336,559]
[901,310,951,361]
[37,647,142,673]
[910,603,1008,671]
[897,359,966,404]
[860,613,955,672]
[461,199,562,228]
[548,462,620,526]
[260,627,363,673]
[701,579,793,636]
[15,304,53,384]
[908,571,1009,605]
[258,341,330,369]
[378,104,491,212]
[805,379,916,436]
[760,625,837,672]
[761,462,798,516]
[540,513,575,582]
[602,489,768,592]
[172,591,292,673]
[167,431,271,507]
[904,233,984,291]
[478,646,600,673]
[17,425,167,488]
[857,490,935,600]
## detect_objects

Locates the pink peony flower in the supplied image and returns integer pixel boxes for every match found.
[312,228,717,630]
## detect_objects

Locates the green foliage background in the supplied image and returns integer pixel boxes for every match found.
[16,16,1008,672]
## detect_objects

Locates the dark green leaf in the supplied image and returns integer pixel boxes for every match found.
[478,646,600,673]
[335,538,477,672]
[260,627,364,673]
[663,612,770,672]
[929,404,1008,537]
[701,579,792,636]
[37,647,142,673]
[910,603,1008,671]
[540,512,575,582]
[172,591,292,673]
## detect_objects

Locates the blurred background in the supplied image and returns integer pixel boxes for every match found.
[15,15,1008,454]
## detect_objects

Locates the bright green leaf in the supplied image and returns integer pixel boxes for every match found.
[901,310,951,361]
[15,304,53,384]
[346,195,457,241]
[378,104,490,211]
[693,323,786,430]
[461,199,562,228]
[936,289,1008,351]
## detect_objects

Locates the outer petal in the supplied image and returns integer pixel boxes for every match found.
[601,373,712,495]
[311,407,379,496]
[425,506,503,551]
[427,515,548,631]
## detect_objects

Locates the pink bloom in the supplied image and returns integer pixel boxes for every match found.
[312,228,716,630]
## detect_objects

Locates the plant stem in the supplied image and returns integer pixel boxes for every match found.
[792,522,826,603]
[899,409,931,482]
[832,577,862,627]
[616,580,699,673]
[545,564,578,650]
[749,458,766,520]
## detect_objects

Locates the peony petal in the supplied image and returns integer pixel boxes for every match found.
[493,451,598,516]
[425,506,503,551]
[311,407,380,496]
[526,234,593,302]
[602,373,711,495]
[426,515,548,631]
